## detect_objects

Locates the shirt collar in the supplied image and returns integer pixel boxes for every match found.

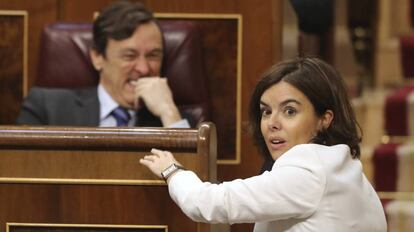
[97,84,135,121]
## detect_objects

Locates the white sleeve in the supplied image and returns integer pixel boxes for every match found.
[168,161,325,224]
[168,119,190,128]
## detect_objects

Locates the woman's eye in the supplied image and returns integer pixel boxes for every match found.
[284,107,297,117]
[260,108,271,117]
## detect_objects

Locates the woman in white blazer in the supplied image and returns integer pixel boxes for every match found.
[140,57,387,232]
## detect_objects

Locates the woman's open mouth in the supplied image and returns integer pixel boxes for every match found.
[269,138,287,150]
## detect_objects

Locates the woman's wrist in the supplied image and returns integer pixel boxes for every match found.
[161,163,185,182]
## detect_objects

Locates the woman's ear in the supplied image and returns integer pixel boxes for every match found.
[89,49,104,72]
[320,110,334,129]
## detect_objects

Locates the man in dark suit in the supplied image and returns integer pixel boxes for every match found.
[17,1,190,128]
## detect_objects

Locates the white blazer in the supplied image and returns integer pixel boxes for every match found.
[168,144,387,232]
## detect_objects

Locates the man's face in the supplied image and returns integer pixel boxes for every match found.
[91,21,163,109]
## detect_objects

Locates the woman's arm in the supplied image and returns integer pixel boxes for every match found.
[140,147,325,224]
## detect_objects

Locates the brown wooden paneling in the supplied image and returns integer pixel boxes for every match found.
[56,0,110,22]
[0,0,57,90]
[0,13,25,124]
[201,19,238,161]
[0,124,216,183]
[0,123,216,232]
[0,184,196,231]
[10,223,166,232]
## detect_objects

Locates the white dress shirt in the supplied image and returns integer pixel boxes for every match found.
[168,144,387,232]
[97,84,190,128]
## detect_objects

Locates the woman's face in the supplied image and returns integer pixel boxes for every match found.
[260,81,329,160]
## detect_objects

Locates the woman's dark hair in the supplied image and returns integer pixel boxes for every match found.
[92,0,160,56]
[249,57,362,163]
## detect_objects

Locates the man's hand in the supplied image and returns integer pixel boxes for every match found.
[133,77,182,126]
[140,148,182,179]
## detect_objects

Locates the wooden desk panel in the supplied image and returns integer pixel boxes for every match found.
[0,122,216,232]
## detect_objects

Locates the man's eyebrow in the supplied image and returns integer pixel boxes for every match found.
[118,47,163,54]
[148,48,163,53]
[119,48,137,54]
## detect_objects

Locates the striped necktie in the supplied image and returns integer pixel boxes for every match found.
[111,106,131,126]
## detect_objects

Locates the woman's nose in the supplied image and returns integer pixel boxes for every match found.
[268,114,281,130]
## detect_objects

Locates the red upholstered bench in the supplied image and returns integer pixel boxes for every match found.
[385,86,414,136]
[373,143,399,192]
[376,3,414,230]
[373,142,414,231]
[400,35,414,80]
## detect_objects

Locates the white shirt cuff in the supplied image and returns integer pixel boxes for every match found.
[168,119,191,128]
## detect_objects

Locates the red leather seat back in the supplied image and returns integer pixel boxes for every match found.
[400,36,414,79]
[37,23,98,88]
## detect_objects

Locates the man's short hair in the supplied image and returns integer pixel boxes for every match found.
[92,0,157,56]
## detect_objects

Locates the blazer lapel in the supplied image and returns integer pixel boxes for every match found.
[75,87,100,126]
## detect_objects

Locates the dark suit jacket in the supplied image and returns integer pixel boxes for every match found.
[16,87,169,127]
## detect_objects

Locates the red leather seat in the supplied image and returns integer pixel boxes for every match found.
[373,143,399,192]
[384,86,414,136]
[36,20,210,125]
[400,36,414,79]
